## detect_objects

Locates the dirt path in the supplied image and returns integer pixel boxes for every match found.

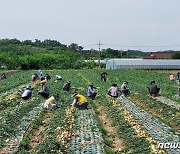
[98,106,123,152]
[157,70,179,74]
[0,70,20,74]
[27,112,53,152]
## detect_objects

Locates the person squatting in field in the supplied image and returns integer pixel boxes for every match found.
[148,81,160,97]
[21,85,33,100]
[43,94,59,110]
[168,74,175,81]
[55,75,62,82]
[39,70,44,81]
[32,73,39,82]
[71,93,88,109]
[121,81,130,95]
[87,83,97,100]
[177,72,180,84]
[0,73,6,80]
[63,81,71,91]
[38,79,50,99]
[44,74,51,80]
[100,72,108,82]
[108,84,119,98]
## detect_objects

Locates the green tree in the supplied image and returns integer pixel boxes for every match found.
[172,52,180,59]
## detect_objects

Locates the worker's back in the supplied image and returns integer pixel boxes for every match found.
[75,94,87,104]
[22,89,32,99]
[149,83,159,94]
[109,86,118,97]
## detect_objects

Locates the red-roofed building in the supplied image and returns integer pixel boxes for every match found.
[143,52,173,59]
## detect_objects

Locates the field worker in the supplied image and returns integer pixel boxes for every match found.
[121,81,130,95]
[44,74,51,80]
[32,73,39,82]
[0,73,6,80]
[168,74,175,81]
[71,93,88,109]
[55,75,62,82]
[38,80,50,99]
[62,81,71,91]
[39,70,44,81]
[43,94,59,110]
[177,72,180,84]
[21,85,33,100]
[87,83,97,100]
[148,81,160,97]
[108,84,119,98]
[101,72,108,82]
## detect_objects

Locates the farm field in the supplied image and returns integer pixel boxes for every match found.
[0,69,179,154]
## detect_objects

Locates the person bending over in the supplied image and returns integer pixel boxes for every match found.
[108,84,119,98]
[63,81,71,91]
[148,81,160,97]
[87,83,97,100]
[121,81,130,95]
[38,80,50,99]
[21,86,33,100]
[72,93,88,110]
[43,94,59,110]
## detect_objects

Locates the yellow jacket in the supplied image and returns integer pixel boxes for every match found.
[43,96,55,109]
[75,94,87,104]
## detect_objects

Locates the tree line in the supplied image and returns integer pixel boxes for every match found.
[0,38,179,70]
[0,39,87,69]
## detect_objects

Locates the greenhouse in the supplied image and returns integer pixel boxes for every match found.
[106,59,180,70]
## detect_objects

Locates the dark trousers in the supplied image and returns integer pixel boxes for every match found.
[40,92,49,99]
[122,89,129,95]
[22,95,31,100]
[101,77,106,82]
[89,92,97,100]
[75,102,88,109]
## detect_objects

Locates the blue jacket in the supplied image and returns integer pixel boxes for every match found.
[87,85,96,96]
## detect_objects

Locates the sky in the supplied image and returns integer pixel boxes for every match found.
[0,0,180,51]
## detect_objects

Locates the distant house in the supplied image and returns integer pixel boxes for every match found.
[143,52,173,59]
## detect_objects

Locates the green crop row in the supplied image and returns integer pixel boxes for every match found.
[0,71,34,93]
[78,70,154,153]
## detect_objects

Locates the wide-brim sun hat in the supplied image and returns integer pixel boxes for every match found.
[89,82,93,86]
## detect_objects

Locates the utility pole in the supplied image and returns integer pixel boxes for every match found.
[97,41,102,67]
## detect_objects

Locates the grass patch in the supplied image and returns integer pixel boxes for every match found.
[105,147,116,154]
[104,139,113,147]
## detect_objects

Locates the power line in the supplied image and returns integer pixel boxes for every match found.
[102,43,180,48]
[83,44,97,47]
[83,43,180,48]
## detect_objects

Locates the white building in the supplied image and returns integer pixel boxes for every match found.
[106,58,180,70]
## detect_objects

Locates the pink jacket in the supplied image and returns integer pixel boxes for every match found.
[109,86,118,97]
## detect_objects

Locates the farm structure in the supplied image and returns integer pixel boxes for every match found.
[106,58,180,70]
[143,52,173,59]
